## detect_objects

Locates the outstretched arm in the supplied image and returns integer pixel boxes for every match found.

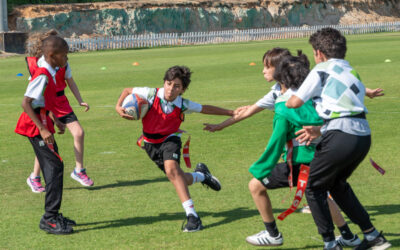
[66,77,89,112]
[115,88,134,120]
[200,105,234,116]
[203,104,263,132]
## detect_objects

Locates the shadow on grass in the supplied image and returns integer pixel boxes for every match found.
[364,204,400,216]
[65,177,168,191]
[74,207,286,233]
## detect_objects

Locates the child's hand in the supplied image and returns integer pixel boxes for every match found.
[39,128,54,144]
[55,120,66,134]
[366,88,384,99]
[80,102,90,112]
[295,126,321,146]
[234,105,250,116]
[116,106,134,120]
[203,123,223,132]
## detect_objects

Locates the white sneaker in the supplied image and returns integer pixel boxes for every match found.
[246,230,283,246]
[336,234,361,247]
[300,205,312,214]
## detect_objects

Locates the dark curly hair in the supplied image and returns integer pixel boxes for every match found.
[273,50,310,90]
[309,27,347,59]
[163,66,192,90]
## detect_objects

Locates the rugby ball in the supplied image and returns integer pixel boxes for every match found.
[122,93,149,120]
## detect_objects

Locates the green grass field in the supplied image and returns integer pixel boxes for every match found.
[0,33,399,249]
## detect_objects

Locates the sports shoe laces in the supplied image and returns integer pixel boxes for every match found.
[76,169,89,180]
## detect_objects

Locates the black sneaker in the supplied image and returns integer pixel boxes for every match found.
[39,216,73,235]
[354,232,391,250]
[182,214,203,232]
[195,163,221,191]
[58,213,76,226]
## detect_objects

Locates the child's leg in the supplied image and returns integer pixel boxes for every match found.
[248,178,274,222]
[28,136,64,219]
[33,157,41,176]
[327,197,346,228]
[66,120,84,170]
[306,131,373,248]
[164,160,191,202]
[27,156,45,193]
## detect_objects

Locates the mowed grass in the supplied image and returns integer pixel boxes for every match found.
[0,32,399,249]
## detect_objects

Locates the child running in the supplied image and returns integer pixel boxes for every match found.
[25,30,93,193]
[286,27,391,250]
[15,35,75,234]
[116,65,233,232]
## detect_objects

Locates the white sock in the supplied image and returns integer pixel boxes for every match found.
[182,199,198,217]
[365,229,379,241]
[75,167,82,173]
[191,172,205,184]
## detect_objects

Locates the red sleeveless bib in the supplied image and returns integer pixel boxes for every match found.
[15,66,59,137]
[142,88,184,143]
[25,57,72,118]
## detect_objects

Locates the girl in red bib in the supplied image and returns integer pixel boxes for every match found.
[116,66,233,232]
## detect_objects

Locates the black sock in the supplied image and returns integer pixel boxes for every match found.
[264,221,279,237]
[338,223,354,240]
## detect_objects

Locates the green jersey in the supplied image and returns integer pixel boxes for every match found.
[249,93,323,182]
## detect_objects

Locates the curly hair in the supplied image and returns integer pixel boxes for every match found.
[273,50,310,90]
[163,66,192,90]
[25,29,59,57]
[309,28,347,59]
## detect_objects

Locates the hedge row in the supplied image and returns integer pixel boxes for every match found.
[8,0,123,12]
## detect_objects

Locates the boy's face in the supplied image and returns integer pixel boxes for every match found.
[262,62,275,82]
[48,49,68,68]
[163,78,185,102]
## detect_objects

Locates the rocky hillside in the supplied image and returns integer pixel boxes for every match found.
[8,0,400,37]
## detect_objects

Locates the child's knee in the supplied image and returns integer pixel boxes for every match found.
[248,178,265,194]
[72,126,84,139]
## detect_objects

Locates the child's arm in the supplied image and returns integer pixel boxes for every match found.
[115,88,135,120]
[21,97,54,144]
[200,105,234,116]
[66,77,90,112]
[204,104,263,132]
[295,125,322,146]
[365,88,384,99]
[286,95,304,108]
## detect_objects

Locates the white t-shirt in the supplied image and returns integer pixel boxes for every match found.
[295,59,370,136]
[24,58,58,109]
[131,87,202,114]
[255,83,282,111]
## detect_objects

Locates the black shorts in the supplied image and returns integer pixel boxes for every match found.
[144,136,181,172]
[261,162,307,189]
[58,112,78,124]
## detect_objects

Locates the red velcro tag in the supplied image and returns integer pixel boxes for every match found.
[136,135,144,148]
[182,135,191,168]
[277,164,310,221]
[370,158,385,175]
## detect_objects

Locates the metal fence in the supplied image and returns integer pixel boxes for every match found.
[66,22,400,52]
